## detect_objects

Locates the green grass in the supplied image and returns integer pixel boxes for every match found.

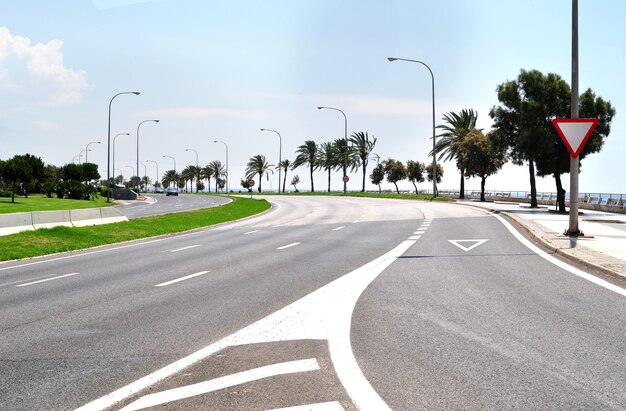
[0,196,270,261]
[0,194,112,214]
[246,190,452,202]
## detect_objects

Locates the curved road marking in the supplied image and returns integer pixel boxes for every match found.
[494,213,626,296]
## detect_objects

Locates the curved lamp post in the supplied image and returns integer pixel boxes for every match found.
[79,149,90,164]
[185,148,199,192]
[125,165,135,183]
[146,160,159,192]
[136,119,159,191]
[107,91,140,202]
[260,129,282,193]
[162,155,176,188]
[387,56,438,197]
[85,141,100,163]
[213,140,229,193]
[318,106,348,193]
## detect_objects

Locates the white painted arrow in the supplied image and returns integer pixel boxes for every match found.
[448,239,488,252]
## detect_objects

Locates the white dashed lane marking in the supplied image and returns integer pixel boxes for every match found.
[155,271,210,287]
[15,272,79,287]
[277,242,301,250]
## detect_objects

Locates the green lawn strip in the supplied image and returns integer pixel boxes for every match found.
[0,194,112,214]
[0,197,270,261]
[246,191,451,202]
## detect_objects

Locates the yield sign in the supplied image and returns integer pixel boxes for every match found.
[552,118,598,158]
[448,239,488,252]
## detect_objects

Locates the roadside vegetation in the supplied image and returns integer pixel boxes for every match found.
[0,196,270,261]
[245,191,451,202]
[0,193,111,214]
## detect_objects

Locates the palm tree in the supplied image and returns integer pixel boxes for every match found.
[201,165,213,193]
[181,165,195,192]
[431,109,479,199]
[209,160,225,192]
[162,169,178,188]
[276,159,291,193]
[246,154,272,192]
[292,140,318,192]
[318,142,337,192]
[349,131,377,192]
[331,138,358,191]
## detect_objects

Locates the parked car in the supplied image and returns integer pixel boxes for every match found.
[155,187,164,193]
[165,187,178,196]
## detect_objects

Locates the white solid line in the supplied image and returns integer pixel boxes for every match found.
[244,230,259,235]
[332,226,345,231]
[169,245,200,253]
[408,236,421,240]
[119,359,320,411]
[269,401,345,411]
[16,272,79,287]
[493,214,626,297]
[155,271,210,287]
[277,242,301,250]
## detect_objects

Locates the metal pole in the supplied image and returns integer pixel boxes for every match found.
[387,57,438,197]
[260,129,282,192]
[317,107,348,193]
[137,119,159,192]
[162,155,176,188]
[568,0,580,235]
[107,92,140,202]
[185,148,199,192]
[146,160,159,192]
[112,133,129,188]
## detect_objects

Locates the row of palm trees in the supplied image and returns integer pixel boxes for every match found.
[244,131,378,193]
[154,160,226,193]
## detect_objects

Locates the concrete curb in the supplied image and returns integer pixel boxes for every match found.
[0,207,129,236]
[456,201,626,281]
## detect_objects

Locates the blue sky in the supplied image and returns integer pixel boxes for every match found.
[1,0,624,194]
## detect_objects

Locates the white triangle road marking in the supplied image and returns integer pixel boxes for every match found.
[448,239,488,252]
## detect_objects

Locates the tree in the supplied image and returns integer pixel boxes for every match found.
[181,165,195,192]
[245,154,272,193]
[426,163,444,185]
[490,69,615,211]
[318,142,337,192]
[369,163,384,193]
[1,154,44,202]
[162,169,178,188]
[201,165,213,193]
[292,140,318,192]
[276,159,291,193]
[383,158,406,194]
[208,160,226,192]
[241,178,252,192]
[291,175,300,192]
[406,160,425,194]
[349,131,377,192]
[332,138,358,193]
[41,164,60,198]
[457,130,507,202]
[431,109,478,199]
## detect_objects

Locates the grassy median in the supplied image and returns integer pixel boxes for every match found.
[0,196,270,261]
[0,194,111,214]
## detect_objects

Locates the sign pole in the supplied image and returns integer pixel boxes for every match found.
[568,0,580,236]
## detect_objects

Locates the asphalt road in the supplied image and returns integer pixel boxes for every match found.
[115,193,231,219]
[0,196,624,410]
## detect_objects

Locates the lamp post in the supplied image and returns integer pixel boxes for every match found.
[85,141,101,163]
[125,165,135,184]
[112,133,129,188]
[318,106,348,193]
[136,119,159,192]
[79,149,90,164]
[213,140,229,193]
[260,129,282,193]
[107,91,140,202]
[146,160,159,192]
[139,163,147,191]
[162,155,176,188]
[185,148,199,193]
[387,57,438,197]
[73,156,79,164]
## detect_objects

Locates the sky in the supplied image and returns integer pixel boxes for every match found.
[0,0,624,195]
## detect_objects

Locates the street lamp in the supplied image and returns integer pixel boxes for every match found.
[213,140,229,193]
[387,56,438,197]
[112,133,130,188]
[107,91,140,202]
[318,106,348,193]
[85,141,101,163]
[125,165,135,183]
[260,129,282,193]
[162,155,176,188]
[79,149,90,164]
[136,119,159,191]
[185,148,199,193]
[146,160,159,192]
[73,156,79,164]
[139,163,147,190]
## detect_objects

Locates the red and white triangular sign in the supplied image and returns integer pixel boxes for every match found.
[552,118,598,158]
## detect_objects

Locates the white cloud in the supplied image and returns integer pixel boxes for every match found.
[0,26,88,105]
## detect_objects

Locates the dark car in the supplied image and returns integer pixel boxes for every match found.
[165,187,179,196]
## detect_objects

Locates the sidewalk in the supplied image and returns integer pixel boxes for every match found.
[457,199,626,281]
